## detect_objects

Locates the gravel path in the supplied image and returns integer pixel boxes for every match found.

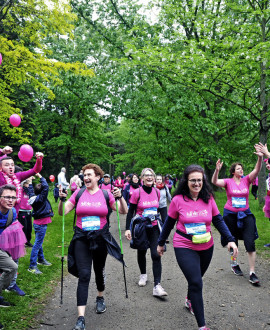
[36,213,270,330]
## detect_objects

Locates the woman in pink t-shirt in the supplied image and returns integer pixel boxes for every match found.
[58,163,128,330]
[157,165,237,330]
[212,149,262,285]
[125,168,168,297]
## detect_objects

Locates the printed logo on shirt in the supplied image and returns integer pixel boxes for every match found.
[142,200,158,206]
[232,188,248,194]
[81,202,102,207]
[186,210,208,218]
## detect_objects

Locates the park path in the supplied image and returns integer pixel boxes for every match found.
[36,212,270,330]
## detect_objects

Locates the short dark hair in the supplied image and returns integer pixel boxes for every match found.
[229,163,243,177]
[0,184,17,196]
[34,183,42,195]
[0,157,13,168]
[173,164,213,203]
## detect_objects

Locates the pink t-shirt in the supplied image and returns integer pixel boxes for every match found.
[129,185,137,198]
[168,195,220,251]
[99,183,113,193]
[19,191,32,211]
[224,176,251,212]
[130,187,160,226]
[69,188,115,230]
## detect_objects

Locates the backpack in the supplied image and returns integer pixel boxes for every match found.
[72,186,111,229]
[71,182,77,192]
[5,208,14,229]
[129,215,153,250]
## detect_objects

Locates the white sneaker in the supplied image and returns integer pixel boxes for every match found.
[153,283,168,296]
[138,274,148,286]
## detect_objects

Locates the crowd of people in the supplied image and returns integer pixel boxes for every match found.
[0,143,269,330]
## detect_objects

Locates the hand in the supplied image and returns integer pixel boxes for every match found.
[157,245,165,256]
[125,230,131,240]
[112,187,122,199]
[59,185,67,201]
[216,159,223,171]
[263,205,265,212]
[35,152,44,159]
[36,173,42,179]
[227,242,238,257]
[254,142,269,156]
[2,146,13,155]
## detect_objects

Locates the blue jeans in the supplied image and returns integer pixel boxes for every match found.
[30,224,47,268]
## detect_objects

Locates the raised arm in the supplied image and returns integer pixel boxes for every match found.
[211,159,226,187]
[249,150,263,183]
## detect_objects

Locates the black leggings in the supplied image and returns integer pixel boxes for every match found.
[74,237,107,306]
[137,225,161,286]
[224,213,256,252]
[174,246,214,328]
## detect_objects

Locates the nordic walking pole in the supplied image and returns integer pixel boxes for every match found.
[116,201,128,298]
[60,200,65,304]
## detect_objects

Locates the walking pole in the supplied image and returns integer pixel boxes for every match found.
[116,201,128,298]
[60,200,65,304]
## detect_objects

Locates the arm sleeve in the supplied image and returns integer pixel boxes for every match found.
[125,203,137,230]
[212,213,235,244]
[35,178,49,203]
[27,184,35,198]
[158,216,177,246]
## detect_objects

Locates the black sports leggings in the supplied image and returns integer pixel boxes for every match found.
[137,225,161,286]
[174,246,214,328]
[74,237,107,306]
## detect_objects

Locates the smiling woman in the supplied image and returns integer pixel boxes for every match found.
[157,164,238,330]
[58,163,128,330]
[125,167,168,297]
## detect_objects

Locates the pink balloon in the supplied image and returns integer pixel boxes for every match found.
[18,151,32,162]
[9,114,21,127]
[0,53,2,65]
[20,144,34,160]
[123,172,126,175]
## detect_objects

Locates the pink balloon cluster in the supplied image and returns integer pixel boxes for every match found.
[9,114,21,127]
[18,144,34,162]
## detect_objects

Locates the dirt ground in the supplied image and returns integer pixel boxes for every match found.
[36,212,270,330]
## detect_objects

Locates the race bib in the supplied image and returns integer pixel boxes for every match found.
[81,216,100,231]
[142,207,158,219]
[184,223,206,235]
[232,197,246,208]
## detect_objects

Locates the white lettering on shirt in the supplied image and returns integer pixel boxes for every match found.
[186,210,208,218]
[142,200,158,206]
[81,202,102,207]
[232,188,248,194]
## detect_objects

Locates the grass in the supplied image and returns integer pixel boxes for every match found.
[1,188,270,329]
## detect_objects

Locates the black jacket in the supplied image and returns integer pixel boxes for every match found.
[28,178,54,220]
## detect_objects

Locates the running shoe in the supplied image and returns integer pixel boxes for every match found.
[264,243,270,248]
[37,259,52,266]
[25,242,33,247]
[5,284,25,296]
[96,296,106,314]
[199,327,210,330]
[73,316,85,330]
[185,297,194,315]
[0,297,11,308]
[231,265,243,276]
[28,267,43,275]
[249,272,260,284]
[138,274,147,287]
[153,283,168,297]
